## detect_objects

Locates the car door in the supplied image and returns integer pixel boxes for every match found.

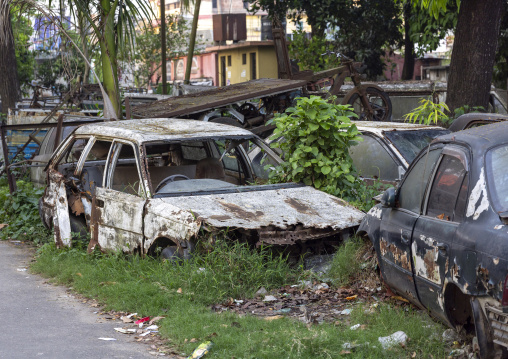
[412,146,469,320]
[89,140,147,253]
[378,146,442,303]
[42,135,93,247]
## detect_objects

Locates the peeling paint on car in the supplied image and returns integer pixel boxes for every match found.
[466,168,490,220]
[368,206,382,220]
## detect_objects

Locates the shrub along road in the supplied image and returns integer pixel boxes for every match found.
[0,240,155,359]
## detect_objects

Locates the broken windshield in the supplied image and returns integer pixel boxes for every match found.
[383,129,450,163]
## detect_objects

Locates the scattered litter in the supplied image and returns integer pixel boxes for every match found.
[234,299,244,305]
[114,328,137,334]
[378,331,407,349]
[186,341,213,359]
[135,317,150,325]
[98,338,117,341]
[345,295,358,301]
[350,324,361,330]
[145,325,159,331]
[263,295,277,302]
[449,349,466,357]
[121,316,134,323]
[442,329,460,344]
[275,308,291,313]
[256,287,268,296]
[149,316,165,325]
[340,309,352,315]
[314,283,330,290]
[16,268,27,272]
[197,267,206,273]
[139,331,152,337]
[177,288,183,294]
[264,315,284,321]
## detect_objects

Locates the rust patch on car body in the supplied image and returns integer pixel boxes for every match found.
[380,237,411,271]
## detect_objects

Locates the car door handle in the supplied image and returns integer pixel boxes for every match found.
[437,243,449,253]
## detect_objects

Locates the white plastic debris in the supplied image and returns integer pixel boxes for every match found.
[98,338,117,341]
[314,283,330,290]
[234,299,244,304]
[350,324,361,330]
[17,268,27,272]
[378,331,407,349]
[263,295,277,302]
[339,309,352,315]
[114,328,137,334]
[145,325,159,331]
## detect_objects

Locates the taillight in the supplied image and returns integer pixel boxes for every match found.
[502,274,508,307]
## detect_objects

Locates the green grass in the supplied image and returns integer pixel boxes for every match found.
[31,241,448,358]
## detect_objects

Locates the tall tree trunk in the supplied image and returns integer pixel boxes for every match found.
[446,0,504,112]
[184,0,201,84]
[0,6,21,115]
[100,0,121,118]
[401,3,415,80]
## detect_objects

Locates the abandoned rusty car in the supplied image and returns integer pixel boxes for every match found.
[39,118,364,259]
[358,121,508,358]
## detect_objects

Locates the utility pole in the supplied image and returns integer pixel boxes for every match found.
[161,0,167,94]
[184,0,201,84]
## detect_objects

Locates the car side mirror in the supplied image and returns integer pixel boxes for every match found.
[380,187,396,208]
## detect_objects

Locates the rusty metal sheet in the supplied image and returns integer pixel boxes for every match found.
[130,79,307,119]
[74,118,255,145]
[157,186,364,233]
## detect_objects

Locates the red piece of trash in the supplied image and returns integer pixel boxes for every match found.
[135,317,150,324]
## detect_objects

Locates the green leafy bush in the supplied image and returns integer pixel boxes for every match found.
[288,28,340,72]
[0,180,51,242]
[269,96,362,198]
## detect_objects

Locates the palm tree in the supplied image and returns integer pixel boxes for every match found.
[71,0,153,117]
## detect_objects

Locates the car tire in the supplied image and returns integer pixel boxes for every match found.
[471,298,496,359]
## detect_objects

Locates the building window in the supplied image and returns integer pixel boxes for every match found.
[227,55,231,67]
[242,53,246,65]
[212,0,217,8]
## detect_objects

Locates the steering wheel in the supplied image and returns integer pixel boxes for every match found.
[155,174,190,193]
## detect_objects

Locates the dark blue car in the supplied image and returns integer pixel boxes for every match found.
[358,121,508,359]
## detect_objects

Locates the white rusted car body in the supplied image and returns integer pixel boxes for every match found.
[40,118,364,256]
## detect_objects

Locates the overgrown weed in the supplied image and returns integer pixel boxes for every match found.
[0,179,51,242]
[32,242,448,358]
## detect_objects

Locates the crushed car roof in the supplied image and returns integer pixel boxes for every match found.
[74,118,255,144]
[353,121,445,136]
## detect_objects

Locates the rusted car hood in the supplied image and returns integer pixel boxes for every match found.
[158,185,365,230]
